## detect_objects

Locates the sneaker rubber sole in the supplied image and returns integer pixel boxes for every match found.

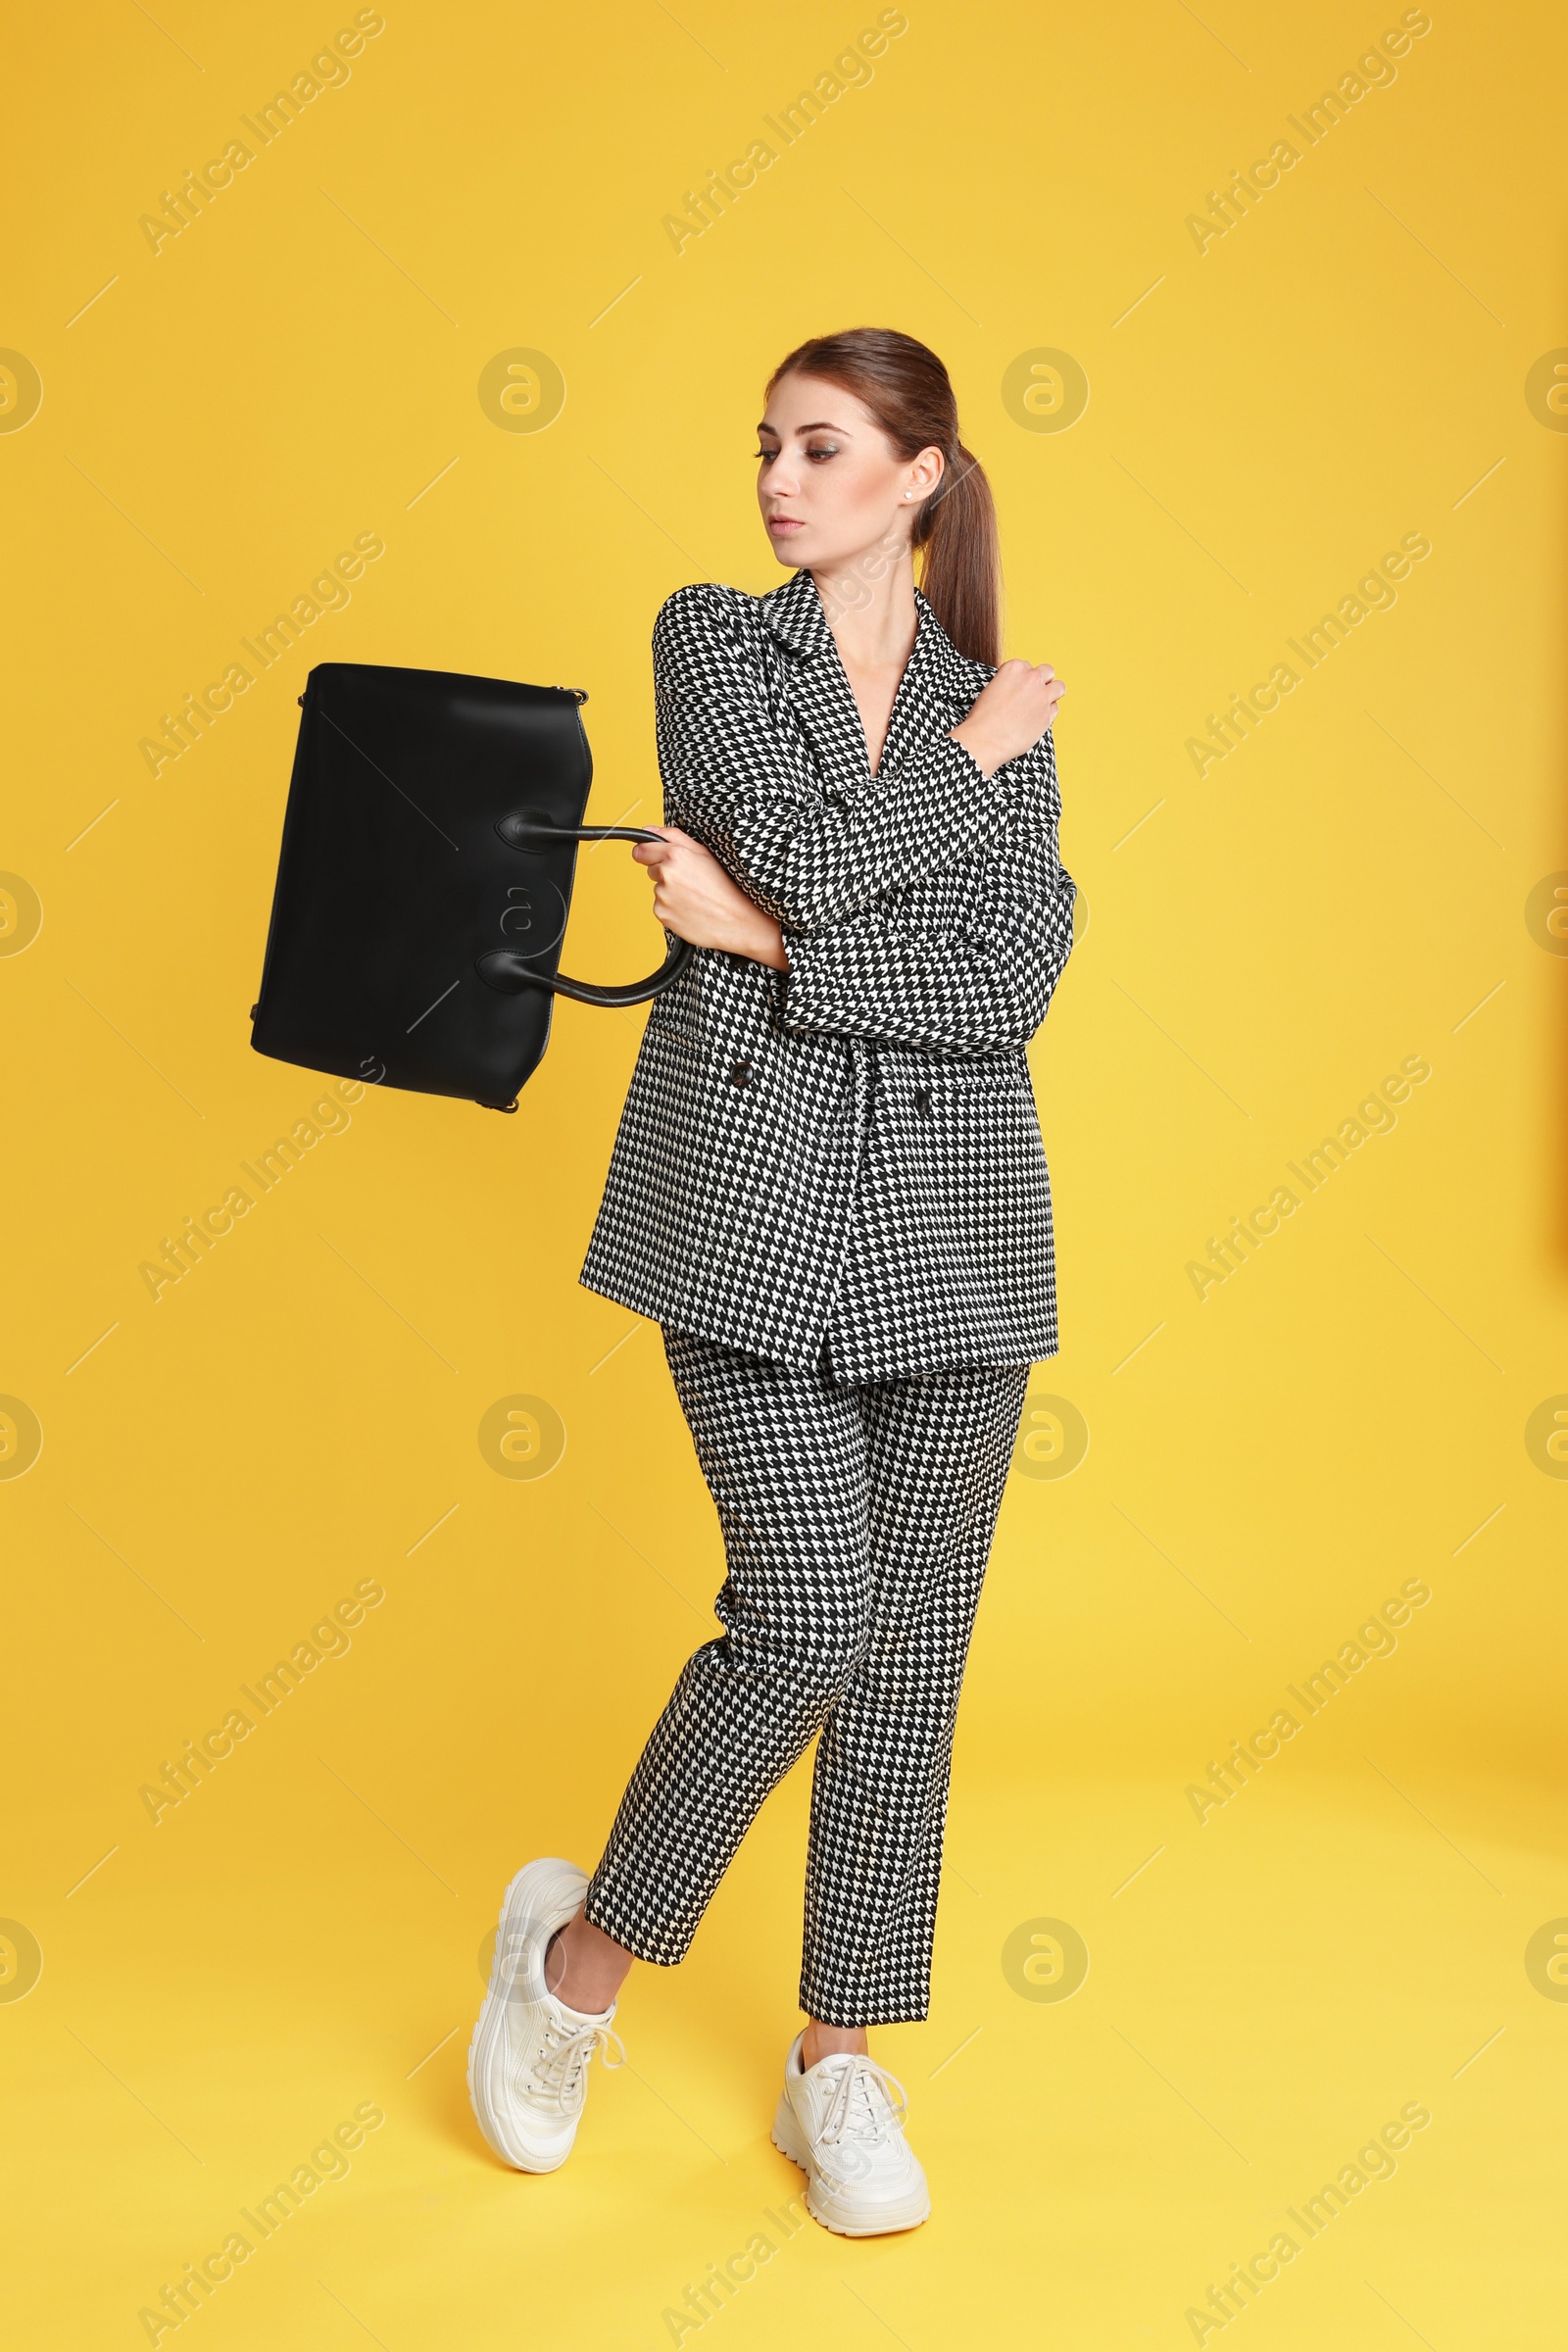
[770,2090,931,2235]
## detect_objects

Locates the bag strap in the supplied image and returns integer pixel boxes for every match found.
[475,817,696,1006]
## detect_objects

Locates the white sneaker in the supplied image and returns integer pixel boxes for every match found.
[466,1857,625,2172]
[771,2030,931,2235]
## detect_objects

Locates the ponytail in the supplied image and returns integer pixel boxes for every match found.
[912,440,1001,667]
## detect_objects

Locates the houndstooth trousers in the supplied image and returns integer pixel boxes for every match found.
[583,1323,1031,2027]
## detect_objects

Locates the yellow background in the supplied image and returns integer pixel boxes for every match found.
[3,0,1564,2343]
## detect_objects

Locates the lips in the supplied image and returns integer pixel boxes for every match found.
[766,515,805,532]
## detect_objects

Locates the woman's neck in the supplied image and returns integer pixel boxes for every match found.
[811,551,919,676]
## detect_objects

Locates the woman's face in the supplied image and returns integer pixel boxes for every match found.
[756,371,944,575]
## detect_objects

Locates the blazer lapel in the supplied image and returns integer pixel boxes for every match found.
[761,567,867,797]
[760,569,982,796]
[876,588,979,780]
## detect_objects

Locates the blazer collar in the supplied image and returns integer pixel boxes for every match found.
[759,562,837,659]
[761,565,975,683]
[760,567,981,786]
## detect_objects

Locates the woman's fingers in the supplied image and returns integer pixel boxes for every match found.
[636,826,765,954]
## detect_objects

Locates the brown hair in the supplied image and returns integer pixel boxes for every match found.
[763,326,1002,664]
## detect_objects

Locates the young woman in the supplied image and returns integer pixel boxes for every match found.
[468,327,1075,2235]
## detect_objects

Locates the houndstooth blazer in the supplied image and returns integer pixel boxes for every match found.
[576,564,1077,1378]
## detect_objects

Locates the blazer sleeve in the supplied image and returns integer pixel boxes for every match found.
[760,727,1076,1059]
[654,582,1032,930]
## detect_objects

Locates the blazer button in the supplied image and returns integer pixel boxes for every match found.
[913,1087,932,1117]
[729,1057,755,1088]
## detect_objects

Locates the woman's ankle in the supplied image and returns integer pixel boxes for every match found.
[545,1909,632,2013]
[802,2019,869,2067]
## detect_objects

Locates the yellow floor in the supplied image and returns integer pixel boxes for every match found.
[9,1755,1560,2347]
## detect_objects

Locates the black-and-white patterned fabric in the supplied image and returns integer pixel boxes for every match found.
[583,1325,1032,2026]
[577,564,1077,1379]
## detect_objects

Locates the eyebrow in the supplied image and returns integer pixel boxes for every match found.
[756,419,850,436]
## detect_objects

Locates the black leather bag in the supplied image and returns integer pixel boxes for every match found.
[249,661,691,1110]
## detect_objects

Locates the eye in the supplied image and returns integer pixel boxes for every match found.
[754,446,776,463]
[806,444,839,462]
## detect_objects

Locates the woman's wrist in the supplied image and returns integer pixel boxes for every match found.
[730,905,789,969]
[950,718,1008,779]
[748,914,789,970]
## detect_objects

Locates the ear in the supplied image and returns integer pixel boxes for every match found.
[905,444,946,503]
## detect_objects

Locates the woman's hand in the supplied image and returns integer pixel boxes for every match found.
[951,659,1065,778]
[631,827,788,968]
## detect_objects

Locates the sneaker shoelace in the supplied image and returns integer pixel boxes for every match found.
[815,2054,909,2155]
[523,2013,626,2112]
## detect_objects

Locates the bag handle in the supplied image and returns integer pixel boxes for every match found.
[475,816,697,1006]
